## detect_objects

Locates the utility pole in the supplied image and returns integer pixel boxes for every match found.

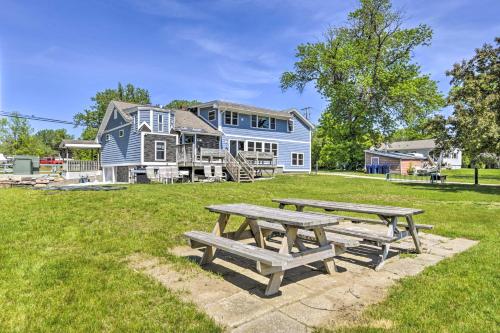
[301,107,312,120]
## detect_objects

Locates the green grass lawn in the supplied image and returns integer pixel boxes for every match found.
[0,175,499,332]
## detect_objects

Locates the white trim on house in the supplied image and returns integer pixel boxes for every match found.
[140,132,179,165]
[158,113,164,132]
[291,152,305,166]
[224,134,309,144]
[138,121,152,132]
[281,167,311,172]
[103,123,131,134]
[288,109,315,130]
[309,130,312,172]
[223,110,239,126]
[154,140,167,161]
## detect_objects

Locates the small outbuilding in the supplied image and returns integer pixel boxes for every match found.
[364,150,428,175]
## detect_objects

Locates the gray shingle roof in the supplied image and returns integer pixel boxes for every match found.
[365,150,428,160]
[379,139,436,151]
[173,110,221,136]
[191,100,293,119]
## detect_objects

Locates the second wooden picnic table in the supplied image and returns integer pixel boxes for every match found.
[273,198,429,270]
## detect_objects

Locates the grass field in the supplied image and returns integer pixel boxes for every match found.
[0,175,498,332]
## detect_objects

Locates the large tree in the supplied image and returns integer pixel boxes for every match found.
[163,99,201,110]
[34,129,74,154]
[281,0,444,169]
[436,38,499,183]
[74,83,151,140]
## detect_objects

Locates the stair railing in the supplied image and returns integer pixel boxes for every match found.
[236,151,255,181]
[223,150,241,182]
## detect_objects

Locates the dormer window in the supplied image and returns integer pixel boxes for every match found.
[288,119,294,132]
[224,111,238,126]
[208,110,216,121]
[158,114,164,132]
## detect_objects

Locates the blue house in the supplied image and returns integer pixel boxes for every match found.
[97,100,314,183]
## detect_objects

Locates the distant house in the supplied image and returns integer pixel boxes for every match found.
[97,100,314,183]
[364,150,428,175]
[379,139,462,169]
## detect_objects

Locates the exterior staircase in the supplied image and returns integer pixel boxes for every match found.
[222,150,255,183]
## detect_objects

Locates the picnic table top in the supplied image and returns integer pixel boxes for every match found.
[272,198,424,217]
[206,203,341,228]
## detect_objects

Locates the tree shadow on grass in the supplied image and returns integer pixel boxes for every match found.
[394,182,500,195]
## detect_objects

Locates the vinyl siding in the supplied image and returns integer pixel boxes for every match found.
[152,110,171,133]
[138,110,151,127]
[220,113,311,171]
[199,107,218,128]
[101,125,141,165]
[106,109,128,130]
[221,113,310,143]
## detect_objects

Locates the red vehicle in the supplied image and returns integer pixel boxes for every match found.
[40,157,64,165]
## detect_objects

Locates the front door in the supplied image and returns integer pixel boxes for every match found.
[229,140,245,157]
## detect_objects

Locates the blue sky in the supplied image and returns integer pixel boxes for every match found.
[0,0,498,137]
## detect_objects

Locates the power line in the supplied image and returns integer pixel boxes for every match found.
[301,107,312,120]
[0,111,78,126]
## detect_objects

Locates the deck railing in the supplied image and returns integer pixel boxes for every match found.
[176,143,195,165]
[239,151,277,167]
[63,160,100,172]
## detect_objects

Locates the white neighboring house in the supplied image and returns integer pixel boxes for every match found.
[379,139,462,169]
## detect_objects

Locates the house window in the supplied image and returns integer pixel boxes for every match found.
[288,119,294,132]
[105,134,111,142]
[119,129,124,138]
[155,141,166,161]
[256,142,262,151]
[247,141,255,151]
[158,114,164,132]
[292,153,304,166]
[270,118,276,130]
[264,142,271,152]
[224,111,238,125]
[208,110,216,121]
[251,115,271,129]
[183,135,194,144]
[371,157,379,165]
[272,143,278,157]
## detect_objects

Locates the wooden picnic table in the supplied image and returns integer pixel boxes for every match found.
[273,198,427,270]
[186,203,344,295]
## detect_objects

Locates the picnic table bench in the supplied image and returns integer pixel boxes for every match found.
[185,203,358,296]
[273,199,432,270]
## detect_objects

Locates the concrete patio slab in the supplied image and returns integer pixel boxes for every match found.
[126,232,477,332]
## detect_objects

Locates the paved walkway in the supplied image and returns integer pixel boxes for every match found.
[316,172,500,186]
[127,228,477,332]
